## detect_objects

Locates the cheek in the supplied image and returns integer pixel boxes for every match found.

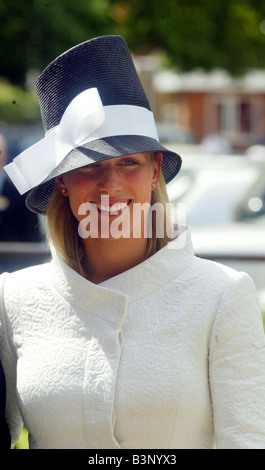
[130,169,153,201]
[68,195,82,222]
[65,177,93,220]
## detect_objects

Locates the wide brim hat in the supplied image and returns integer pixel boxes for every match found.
[4,35,182,214]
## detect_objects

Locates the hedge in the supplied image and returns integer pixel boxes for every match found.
[0,80,40,123]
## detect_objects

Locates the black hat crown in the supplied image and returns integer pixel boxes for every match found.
[36,35,151,133]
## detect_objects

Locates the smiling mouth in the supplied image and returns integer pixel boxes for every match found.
[93,200,131,215]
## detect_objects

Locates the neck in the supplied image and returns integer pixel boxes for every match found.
[82,236,149,284]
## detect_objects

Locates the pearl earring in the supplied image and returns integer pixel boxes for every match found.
[62,188,67,195]
[151,183,155,189]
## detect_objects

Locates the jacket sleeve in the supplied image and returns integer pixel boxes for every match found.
[209,272,265,449]
[0,273,23,448]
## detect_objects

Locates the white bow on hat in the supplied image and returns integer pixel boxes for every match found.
[4,88,158,194]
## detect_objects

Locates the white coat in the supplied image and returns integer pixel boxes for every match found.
[1,226,265,449]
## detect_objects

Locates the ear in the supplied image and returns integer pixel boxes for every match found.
[56,175,68,196]
[151,152,163,189]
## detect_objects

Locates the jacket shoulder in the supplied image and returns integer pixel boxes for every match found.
[193,254,252,284]
[0,262,52,298]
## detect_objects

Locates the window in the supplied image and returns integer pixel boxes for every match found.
[205,95,263,140]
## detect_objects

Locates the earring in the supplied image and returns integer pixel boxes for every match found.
[151,183,155,190]
[61,188,67,195]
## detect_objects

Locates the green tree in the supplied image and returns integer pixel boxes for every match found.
[0,0,119,84]
[117,0,265,75]
[1,0,265,85]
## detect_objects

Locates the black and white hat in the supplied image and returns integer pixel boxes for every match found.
[4,35,182,214]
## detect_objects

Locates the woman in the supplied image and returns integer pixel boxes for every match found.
[1,35,265,449]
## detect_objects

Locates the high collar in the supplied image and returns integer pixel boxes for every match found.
[101,224,194,300]
[51,225,194,317]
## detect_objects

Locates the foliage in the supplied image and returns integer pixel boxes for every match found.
[1,0,265,85]
[0,80,40,123]
[118,0,265,75]
[0,0,119,84]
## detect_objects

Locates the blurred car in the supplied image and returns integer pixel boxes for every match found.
[167,153,265,226]
[191,223,265,303]
[0,123,50,273]
[167,154,265,309]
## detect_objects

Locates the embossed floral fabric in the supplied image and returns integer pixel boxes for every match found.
[1,227,265,449]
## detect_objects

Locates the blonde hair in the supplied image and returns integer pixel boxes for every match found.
[147,152,172,257]
[46,152,173,276]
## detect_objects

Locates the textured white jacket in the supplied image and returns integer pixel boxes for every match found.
[1,226,265,449]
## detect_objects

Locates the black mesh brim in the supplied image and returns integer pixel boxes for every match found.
[26,135,182,214]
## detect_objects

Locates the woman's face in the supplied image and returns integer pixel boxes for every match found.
[57,152,162,239]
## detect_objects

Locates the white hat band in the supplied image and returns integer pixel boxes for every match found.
[4,88,158,194]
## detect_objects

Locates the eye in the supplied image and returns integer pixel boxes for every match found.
[88,163,101,168]
[78,163,101,172]
[120,158,139,166]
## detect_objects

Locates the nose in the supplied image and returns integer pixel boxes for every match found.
[97,163,123,194]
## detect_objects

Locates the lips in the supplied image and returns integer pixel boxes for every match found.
[92,199,131,215]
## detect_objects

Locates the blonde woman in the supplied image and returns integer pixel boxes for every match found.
[1,36,265,449]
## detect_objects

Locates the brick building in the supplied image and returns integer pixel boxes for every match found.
[135,56,265,151]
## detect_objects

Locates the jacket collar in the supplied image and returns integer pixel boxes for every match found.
[100,224,194,300]
[51,225,194,317]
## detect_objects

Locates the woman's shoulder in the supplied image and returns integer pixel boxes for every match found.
[0,262,53,338]
[0,261,52,296]
[192,253,251,284]
[191,255,259,310]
